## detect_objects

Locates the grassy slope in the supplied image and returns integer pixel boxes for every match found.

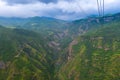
[0,13,120,80]
[58,22,120,80]
[0,26,55,80]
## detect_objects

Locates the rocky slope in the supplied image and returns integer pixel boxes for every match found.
[57,22,120,80]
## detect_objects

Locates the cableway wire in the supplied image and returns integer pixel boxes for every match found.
[97,0,101,16]
[69,0,105,20]
[76,1,88,17]
[103,0,105,17]
[97,0,105,17]
[76,0,105,18]
[96,0,105,27]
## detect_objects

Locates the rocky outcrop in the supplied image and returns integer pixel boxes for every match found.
[0,61,5,69]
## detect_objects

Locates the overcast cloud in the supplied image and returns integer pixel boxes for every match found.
[0,0,120,20]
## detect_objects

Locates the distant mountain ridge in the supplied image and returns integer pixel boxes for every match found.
[0,16,65,27]
[0,12,120,27]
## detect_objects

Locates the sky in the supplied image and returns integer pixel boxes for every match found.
[0,0,120,20]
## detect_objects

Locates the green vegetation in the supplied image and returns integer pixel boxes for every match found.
[0,26,55,80]
[58,22,120,80]
[0,13,120,80]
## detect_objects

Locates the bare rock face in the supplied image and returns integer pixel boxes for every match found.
[0,61,5,69]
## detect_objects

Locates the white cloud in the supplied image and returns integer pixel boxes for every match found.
[0,0,120,20]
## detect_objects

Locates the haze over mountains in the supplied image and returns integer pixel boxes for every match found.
[0,13,120,80]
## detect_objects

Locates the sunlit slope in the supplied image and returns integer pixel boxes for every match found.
[0,26,54,80]
[58,22,120,80]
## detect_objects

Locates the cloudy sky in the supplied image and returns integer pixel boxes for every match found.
[0,0,120,20]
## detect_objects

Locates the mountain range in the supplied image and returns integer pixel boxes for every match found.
[0,13,120,80]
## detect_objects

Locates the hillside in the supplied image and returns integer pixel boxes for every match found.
[69,13,120,36]
[0,26,55,80]
[57,22,120,80]
[0,13,120,80]
[0,13,120,49]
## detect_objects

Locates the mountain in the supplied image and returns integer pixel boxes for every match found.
[69,13,120,36]
[0,16,66,28]
[57,22,120,80]
[0,17,27,27]
[0,13,120,80]
[1,13,120,46]
[0,26,55,80]
[0,17,69,48]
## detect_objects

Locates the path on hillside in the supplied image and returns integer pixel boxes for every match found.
[68,39,78,60]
